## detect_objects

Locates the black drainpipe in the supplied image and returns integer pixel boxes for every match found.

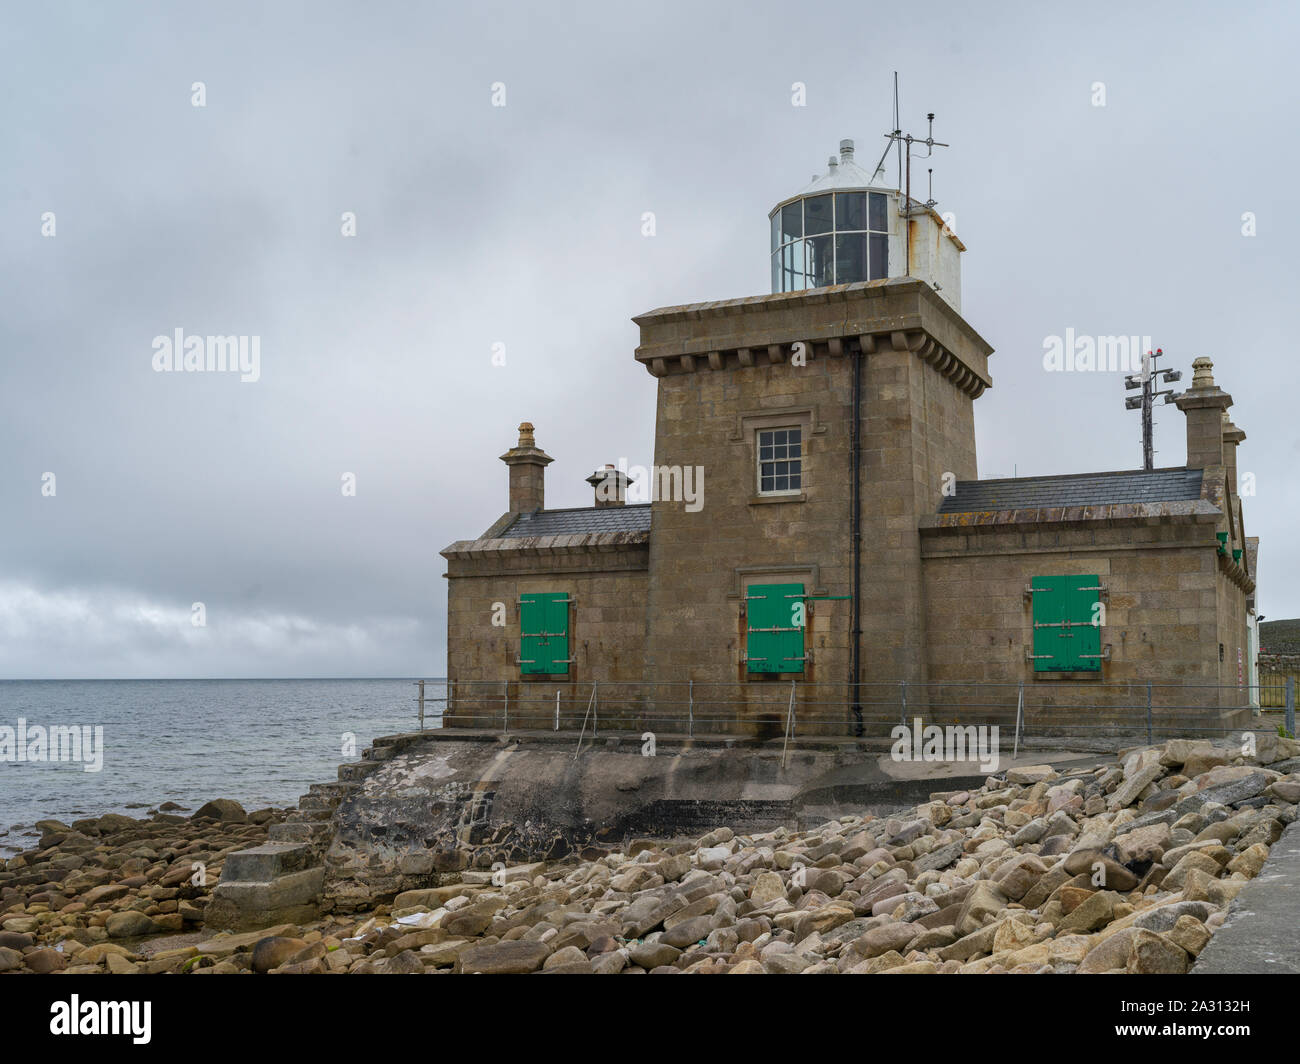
[850,341,863,736]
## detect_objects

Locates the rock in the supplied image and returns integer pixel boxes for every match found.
[543,946,589,970]
[251,936,310,973]
[628,941,681,968]
[1163,850,1222,890]
[661,916,714,949]
[458,940,552,975]
[1131,900,1215,934]
[912,840,963,873]
[443,902,503,938]
[953,881,1009,937]
[1226,843,1269,878]
[1076,928,1140,973]
[1112,822,1171,865]
[1177,773,1270,815]
[849,922,920,959]
[24,948,67,974]
[0,931,35,950]
[1006,765,1057,785]
[1062,849,1139,891]
[1058,890,1119,934]
[82,883,131,906]
[992,854,1047,900]
[1167,915,1211,957]
[0,946,24,971]
[1108,764,1164,811]
[750,872,786,905]
[590,950,627,975]
[1267,780,1300,804]
[95,813,138,834]
[381,950,425,974]
[105,911,159,938]
[192,799,247,823]
[1126,931,1189,974]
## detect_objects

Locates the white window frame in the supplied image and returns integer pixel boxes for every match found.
[756,426,803,496]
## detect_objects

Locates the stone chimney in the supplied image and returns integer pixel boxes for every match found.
[1221,409,1246,498]
[1174,358,1233,470]
[499,422,553,514]
[585,463,632,507]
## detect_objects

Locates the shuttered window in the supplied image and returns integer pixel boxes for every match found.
[1030,575,1102,672]
[519,592,570,675]
[746,582,806,674]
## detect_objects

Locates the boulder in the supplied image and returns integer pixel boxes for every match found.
[192,799,247,823]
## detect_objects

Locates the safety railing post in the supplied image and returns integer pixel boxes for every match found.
[899,681,907,727]
[554,690,560,731]
[503,681,508,736]
[688,679,694,738]
[1012,681,1023,761]
[1287,676,1295,738]
[418,679,425,731]
[1145,683,1153,745]
[592,682,599,737]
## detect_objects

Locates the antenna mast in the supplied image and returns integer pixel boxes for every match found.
[884,110,948,278]
[1124,348,1183,470]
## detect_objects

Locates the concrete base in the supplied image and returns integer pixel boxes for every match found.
[320,728,1111,910]
[1192,818,1300,974]
[204,843,326,932]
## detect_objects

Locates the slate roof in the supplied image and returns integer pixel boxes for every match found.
[937,468,1203,514]
[500,504,652,538]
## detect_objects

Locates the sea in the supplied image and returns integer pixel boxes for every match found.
[0,679,444,856]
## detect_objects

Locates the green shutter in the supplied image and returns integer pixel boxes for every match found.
[1031,575,1101,672]
[520,592,570,675]
[746,583,805,674]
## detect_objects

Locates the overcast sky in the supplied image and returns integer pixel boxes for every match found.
[2,1,1294,678]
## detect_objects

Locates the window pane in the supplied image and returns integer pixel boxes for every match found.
[780,201,802,243]
[834,233,868,284]
[869,233,889,280]
[788,428,802,452]
[869,192,888,232]
[770,212,780,253]
[806,234,833,287]
[836,192,866,230]
[771,253,779,293]
[804,194,833,235]
[781,240,806,292]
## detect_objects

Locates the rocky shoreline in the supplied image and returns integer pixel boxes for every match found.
[3,734,1297,974]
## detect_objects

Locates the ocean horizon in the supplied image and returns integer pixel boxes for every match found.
[0,678,447,855]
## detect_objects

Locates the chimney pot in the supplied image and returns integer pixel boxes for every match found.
[585,464,632,508]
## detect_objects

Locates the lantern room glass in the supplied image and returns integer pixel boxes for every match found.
[770,191,890,293]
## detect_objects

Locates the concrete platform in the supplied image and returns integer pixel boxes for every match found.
[1193,818,1300,974]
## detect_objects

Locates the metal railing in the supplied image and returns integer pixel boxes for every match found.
[412,678,1292,744]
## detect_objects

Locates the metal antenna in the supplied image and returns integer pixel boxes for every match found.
[1124,348,1183,470]
[894,73,902,189]
[883,111,949,277]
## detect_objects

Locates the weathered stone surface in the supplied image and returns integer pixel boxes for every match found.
[458,940,552,974]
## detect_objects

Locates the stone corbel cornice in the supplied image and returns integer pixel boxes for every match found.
[632,279,993,398]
